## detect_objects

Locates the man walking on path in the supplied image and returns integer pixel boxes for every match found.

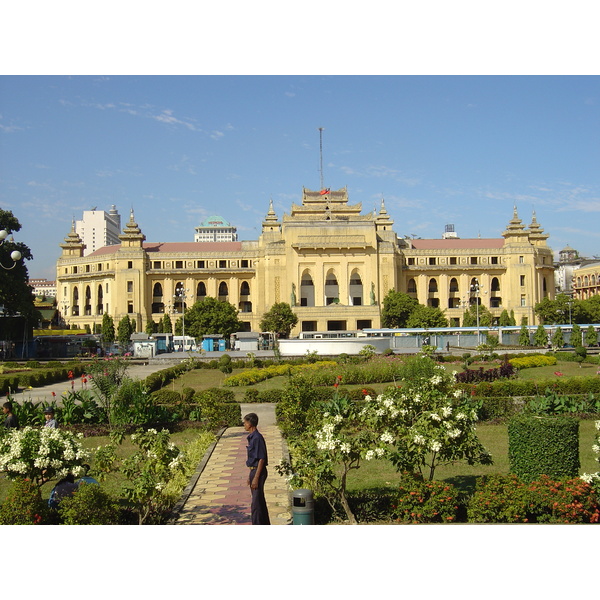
[244,412,271,525]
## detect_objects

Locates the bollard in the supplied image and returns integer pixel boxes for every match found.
[292,489,314,525]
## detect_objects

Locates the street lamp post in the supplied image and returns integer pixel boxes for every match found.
[174,287,190,350]
[0,229,22,270]
[470,278,481,345]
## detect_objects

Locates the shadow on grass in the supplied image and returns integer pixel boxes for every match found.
[443,475,480,496]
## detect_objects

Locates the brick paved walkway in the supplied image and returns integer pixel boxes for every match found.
[173,423,292,525]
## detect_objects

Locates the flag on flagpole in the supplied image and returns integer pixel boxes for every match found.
[319,188,330,195]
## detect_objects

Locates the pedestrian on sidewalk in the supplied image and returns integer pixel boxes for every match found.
[243,412,271,525]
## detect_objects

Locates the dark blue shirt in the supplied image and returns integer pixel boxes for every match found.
[246,429,268,468]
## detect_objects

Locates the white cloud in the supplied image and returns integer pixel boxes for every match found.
[337,164,421,186]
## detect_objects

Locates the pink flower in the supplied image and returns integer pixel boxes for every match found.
[554,371,563,377]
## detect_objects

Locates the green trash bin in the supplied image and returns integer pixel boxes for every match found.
[292,489,314,525]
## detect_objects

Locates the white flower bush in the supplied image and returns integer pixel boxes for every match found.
[581,420,600,489]
[0,426,90,487]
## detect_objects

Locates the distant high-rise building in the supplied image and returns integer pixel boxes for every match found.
[75,205,121,256]
[442,224,458,239]
[194,216,237,242]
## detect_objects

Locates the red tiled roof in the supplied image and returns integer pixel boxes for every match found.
[88,241,244,257]
[409,238,505,250]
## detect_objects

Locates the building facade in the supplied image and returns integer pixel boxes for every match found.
[194,216,238,242]
[28,278,57,298]
[75,205,121,256]
[56,189,556,336]
[571,261,600,300]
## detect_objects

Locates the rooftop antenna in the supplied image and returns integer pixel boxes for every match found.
[318,127,324,190]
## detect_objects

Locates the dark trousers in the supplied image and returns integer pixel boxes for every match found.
[249,467,271,525]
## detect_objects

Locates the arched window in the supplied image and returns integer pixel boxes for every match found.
[84,286,92,316]
[174,282,187,313]
[218,282,229,298]
[491,277,500,292]
[300,270,315,307]
[97,284,103,315]
[72,287,79,316]
[449,278,459,293]
[325,269,339,305]
[428,278,438,293]
[407,278,417,294]
[197,282,206,298]
[240,281,250,296]
[349,269,363,306]
[153,282,163,297]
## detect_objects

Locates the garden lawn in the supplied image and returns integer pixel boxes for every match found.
[345,418,599,495]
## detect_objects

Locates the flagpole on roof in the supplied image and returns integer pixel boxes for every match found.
[318,126,324,190]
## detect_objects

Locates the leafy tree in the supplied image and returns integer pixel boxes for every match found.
[381,290,419,328]
[498,309,512,327]
[145,319,156,335]
[585,325,598,347]
[174,317,183,336]
[161,313,173,334]
[117,315,134,347]
[406,304,448,328]
[184,297,243,338]
[509,310,517,326]
[535,294,584,325]
[551,327,564,349]
[101,313,115,347]
[518,323,531,346]
[569,323,582,347]
[580,296,600,323]
[259,302,298,338]
[533,324,548,348]
[461,303,494,327]
[0,209,39,323]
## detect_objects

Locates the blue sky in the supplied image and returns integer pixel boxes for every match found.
[2,75,600,279]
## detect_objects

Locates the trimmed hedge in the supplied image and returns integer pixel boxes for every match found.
[508,414,580,482]
[509,355,557,369]
[457,376,600,398]
[0,362,88,393]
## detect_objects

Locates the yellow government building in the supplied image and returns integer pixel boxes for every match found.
[56,187,555,336]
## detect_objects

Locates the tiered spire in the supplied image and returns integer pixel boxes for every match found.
[119,207,146,247]
[262,198,280,232]
[59,218,86,256]
[375,196,394,229]
[527,209,549,245]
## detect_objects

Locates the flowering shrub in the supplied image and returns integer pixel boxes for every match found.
[394,473,461,523]
[0,426,90,487]
[97,428,187,524]
[277,393,381,524]
[581,420,600,494]
[364,357,493,480]
[468,473,600,523]
[0,478,48,525]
